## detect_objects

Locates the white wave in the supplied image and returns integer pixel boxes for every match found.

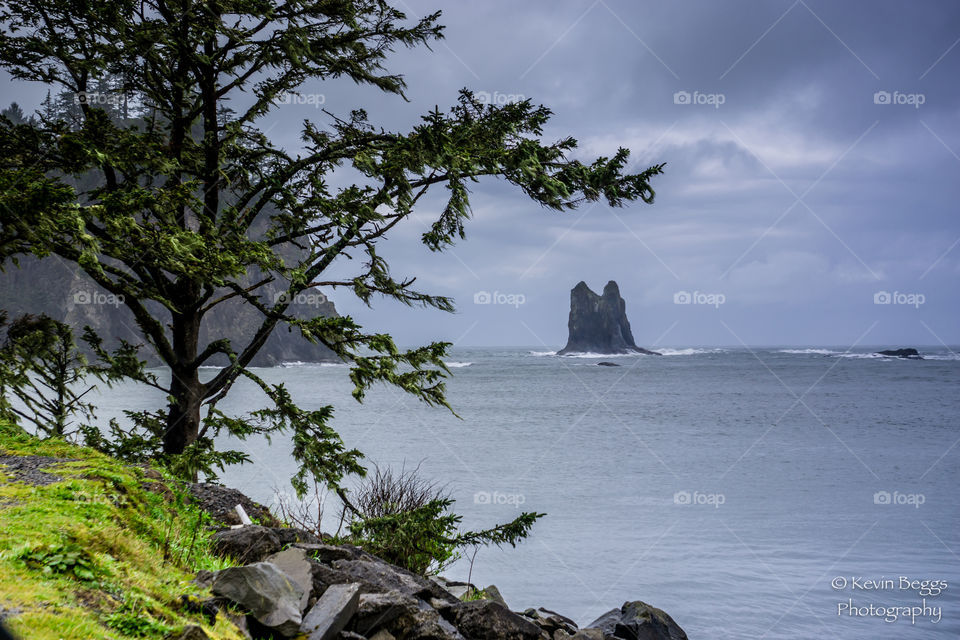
[444,361,473,368]
[557,351,647,358]
[924,354,960,361]
[777,348,838,355]
[657,348,725,356]
[280,360,347,367]
[528,350,557,356]
[834,353,887,359]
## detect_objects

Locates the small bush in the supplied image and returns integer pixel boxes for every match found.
[344,464,544,576]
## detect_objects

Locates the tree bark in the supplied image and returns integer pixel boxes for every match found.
[163,302,202,455]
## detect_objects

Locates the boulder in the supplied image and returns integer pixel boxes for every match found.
[596,362,621,367]
[301,582,361,640]
[297,543,365,564]
[274,527,326,546]
[452,600,542,640]
[587,601,687,640]
[557,281,660,356]
[480,585,508,609]
[210,526,282,564]
[570,630,604,640]
[522,607,578,637]
[265,547,315,612]
[331,557,460,605]
[351,590,422,635]
[170,626,209,640]
[309,560,358,599]
[211,562,304,637]
[434,578,475,600]
[876,348,923,359]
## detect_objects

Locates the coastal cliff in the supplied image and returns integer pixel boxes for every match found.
[0,256,339,366]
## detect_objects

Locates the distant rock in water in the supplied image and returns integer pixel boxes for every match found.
[876,348,923,359]
[558,281,661,356]
[597,361,621,367]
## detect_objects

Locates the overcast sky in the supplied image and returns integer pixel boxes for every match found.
[5,0,960,348]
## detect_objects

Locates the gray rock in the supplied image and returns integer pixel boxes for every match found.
[596,362,621,367]
[480,585,508,609]
[352,590,421,636]
[522,607,578,636]
[369,631,396,640]
[570,630,604,640]
[266,547,315,613]
[587,601,687,640]
[877,348,923,359]
[211,562,304,637]
[298,543,365,564]
[439,580,475,600]
[170,626,209,640]
[350,590,464,640]
[301,582,362,640]
[557,281,661,356]
[274,527,325,546]
[210,525,282,564]
[452,600,542,640]
[332,558,459,605]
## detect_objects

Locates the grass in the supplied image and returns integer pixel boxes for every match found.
[0,422,245,640]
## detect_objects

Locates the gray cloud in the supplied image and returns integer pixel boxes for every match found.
[3,0,958,347]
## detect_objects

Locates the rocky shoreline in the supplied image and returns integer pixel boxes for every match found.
[184,485,688,640]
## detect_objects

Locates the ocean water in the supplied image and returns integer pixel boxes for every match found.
[86,346,960,639]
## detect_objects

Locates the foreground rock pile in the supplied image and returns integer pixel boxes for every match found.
[183,524,688,640]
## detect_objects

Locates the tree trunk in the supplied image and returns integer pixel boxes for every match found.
[163,370,202,454]
[163,304,202,455]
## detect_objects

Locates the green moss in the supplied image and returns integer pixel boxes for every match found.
[0,423,244,640]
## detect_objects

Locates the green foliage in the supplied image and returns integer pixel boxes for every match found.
[347,497,544,575]
[103,593,172,638]
[18,542,100,581]
[342,465,544,575]
[0,312,95,436]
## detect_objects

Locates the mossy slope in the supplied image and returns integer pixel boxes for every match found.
[0,422,244,640]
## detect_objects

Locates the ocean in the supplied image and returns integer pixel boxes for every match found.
[86,346,960,639]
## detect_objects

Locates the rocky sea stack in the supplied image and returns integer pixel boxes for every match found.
[558,281,660,356]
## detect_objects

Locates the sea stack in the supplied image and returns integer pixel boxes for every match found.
[558,281,661,355]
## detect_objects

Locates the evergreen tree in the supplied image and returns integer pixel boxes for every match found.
[0,1,663,494]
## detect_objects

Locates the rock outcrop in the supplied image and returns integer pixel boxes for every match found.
[197,533,689,640]
[188,483,688,640]
[588,601,688,640]
[558,281,660,356]
[876,348,923,359]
